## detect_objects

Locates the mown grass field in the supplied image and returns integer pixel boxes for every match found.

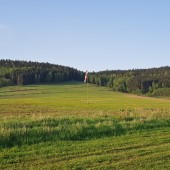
[0,82,170,169]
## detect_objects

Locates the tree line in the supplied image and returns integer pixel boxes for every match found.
[88,67,170,96]
[1,59,170,96]
[0,59,84,86]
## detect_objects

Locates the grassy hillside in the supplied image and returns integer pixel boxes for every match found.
[0,82,170,169]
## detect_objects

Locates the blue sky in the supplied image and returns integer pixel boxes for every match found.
[0,0,170,72]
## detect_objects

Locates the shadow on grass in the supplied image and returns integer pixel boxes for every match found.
[1,117,170,148]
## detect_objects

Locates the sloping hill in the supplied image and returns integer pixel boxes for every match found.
[0,83,170,169]
[0,59,84,86]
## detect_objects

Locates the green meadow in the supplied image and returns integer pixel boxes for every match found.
[0,82,170,169]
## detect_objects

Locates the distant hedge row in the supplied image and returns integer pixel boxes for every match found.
[148,88,170,97]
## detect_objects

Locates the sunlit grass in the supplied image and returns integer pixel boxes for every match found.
[0,82,170,169]
[0,82,169,119]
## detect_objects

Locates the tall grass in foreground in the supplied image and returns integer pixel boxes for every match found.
[1,117,170,148]
[0,84,170,169]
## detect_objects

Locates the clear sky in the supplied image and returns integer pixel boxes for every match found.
[0,0,170,72]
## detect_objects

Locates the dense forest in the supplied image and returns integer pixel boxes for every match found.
[0,59,170,96]
[0,59,84,86]
[88,67,170,96]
